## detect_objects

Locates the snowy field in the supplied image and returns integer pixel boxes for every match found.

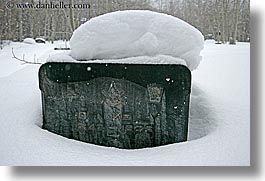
[0,40,249,166]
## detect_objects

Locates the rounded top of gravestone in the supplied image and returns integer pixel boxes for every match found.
[69,10,204,70]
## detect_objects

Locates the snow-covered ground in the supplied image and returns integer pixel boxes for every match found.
[0,40,69,77]
[0,40,249,166]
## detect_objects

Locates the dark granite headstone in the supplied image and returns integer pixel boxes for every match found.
[39,63,191,149]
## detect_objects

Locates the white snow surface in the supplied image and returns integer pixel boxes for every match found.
[0,40,69,77]
[70,10,204,70]
[48,53,187,66]
[0,40,250,166]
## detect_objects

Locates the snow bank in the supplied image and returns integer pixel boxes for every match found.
[23,38,36,44]
[0,41,250,165]
[70,10,204,70]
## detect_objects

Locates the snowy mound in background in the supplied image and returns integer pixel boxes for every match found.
[23,38,36,44]
[70,10,204,70]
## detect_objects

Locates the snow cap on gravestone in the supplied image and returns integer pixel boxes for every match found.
[69,10,204,70]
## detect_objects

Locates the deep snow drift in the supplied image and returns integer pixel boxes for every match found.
[70,10,204,70]
[0,40,250,166]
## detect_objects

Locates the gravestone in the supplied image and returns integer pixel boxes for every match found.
[35,38,46,44]
[39,63,191,149]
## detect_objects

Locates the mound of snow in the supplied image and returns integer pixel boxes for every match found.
[70,10,204,70]
[23,38,36,44]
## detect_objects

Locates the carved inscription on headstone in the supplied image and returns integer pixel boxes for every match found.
[39,63,191,149]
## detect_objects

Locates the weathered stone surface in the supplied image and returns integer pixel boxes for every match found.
[39,63,191,149]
